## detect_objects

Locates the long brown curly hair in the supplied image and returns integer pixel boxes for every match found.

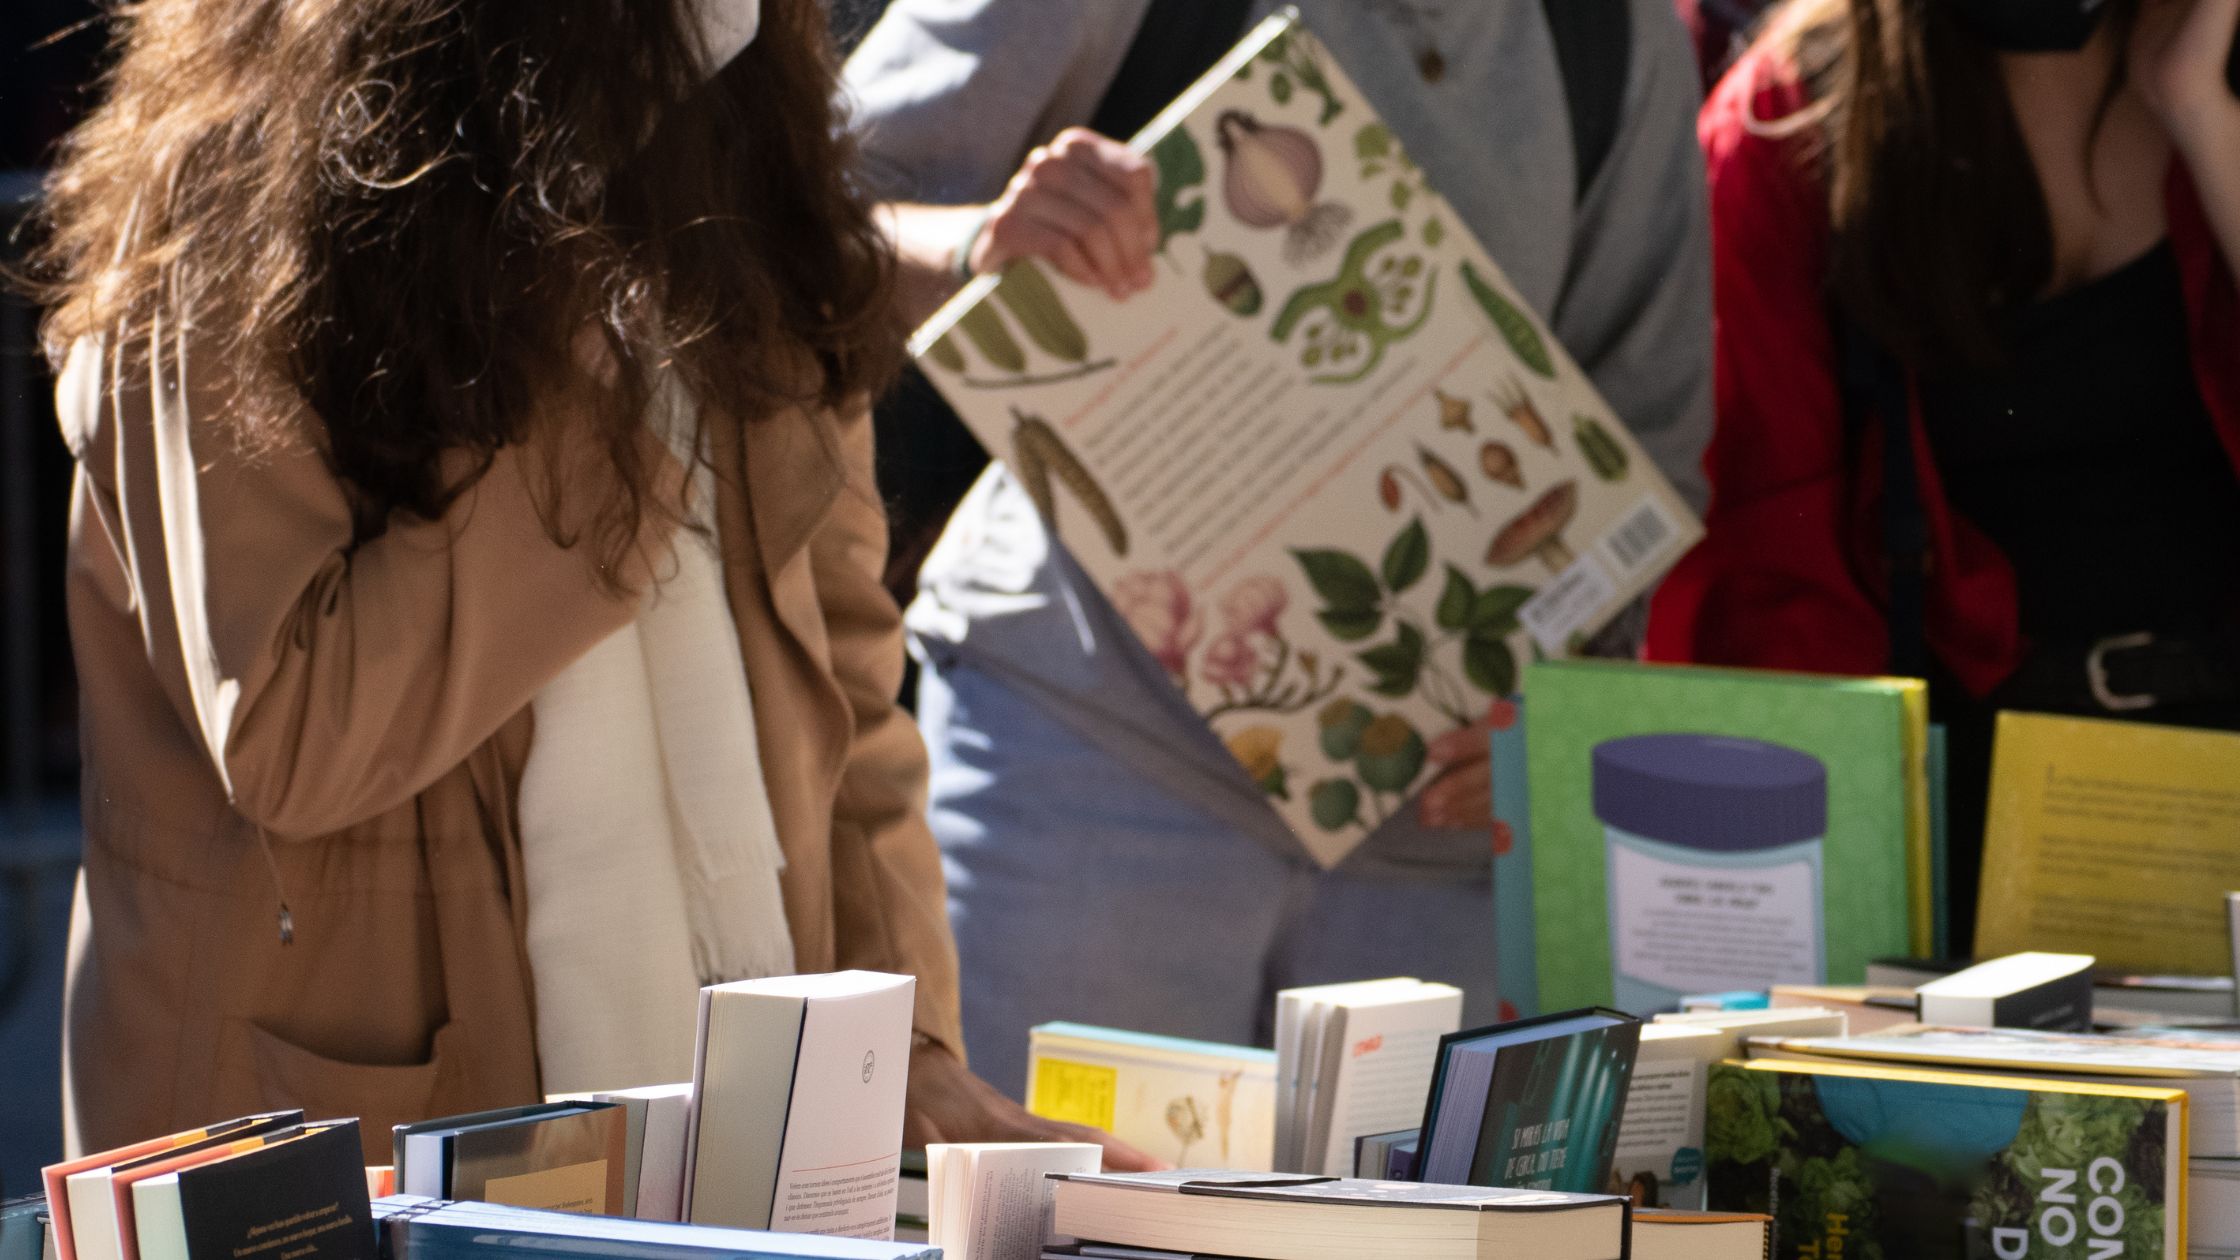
[28,0,899,564]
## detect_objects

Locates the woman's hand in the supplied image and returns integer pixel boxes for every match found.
[1415,700,1519,832]
[2134,0,2240,155]
[904,1037,1169,1171]
[968,128,1160,301]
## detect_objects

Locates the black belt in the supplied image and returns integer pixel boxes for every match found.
[2000,630,2240,716]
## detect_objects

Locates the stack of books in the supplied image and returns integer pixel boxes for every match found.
[371,1197,936,1260]
[43,1116,374,1260]
[1040,1171,1630,1260]
[1273,978,1461,1176]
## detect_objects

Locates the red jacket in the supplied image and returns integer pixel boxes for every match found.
[1645,49,2240,697]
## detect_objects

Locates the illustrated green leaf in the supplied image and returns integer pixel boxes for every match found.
[1294,548,1381,614]
[1310,778,1362,832]
[1354,123,1394,161]
[1390,182,1414,212]
[1318,607,1383,642]
[1381,519,1429,595]
[1469,584,1536,634]
[1464,632,1519,696]
[1435,565,1476,632]
[1423,218,1445,248]
[1358,623,1425,698]
[1271,72,1294,103]
[1150,128,1209,247]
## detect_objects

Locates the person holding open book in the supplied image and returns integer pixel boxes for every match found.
[1648,0,2240,945]
[30,0,1142,1166]
[846,0,1716,1098]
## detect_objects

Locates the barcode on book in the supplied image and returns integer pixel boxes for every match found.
[1516,554,1619,655]
[1599,498,1678,578]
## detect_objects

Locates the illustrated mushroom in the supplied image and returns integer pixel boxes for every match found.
[1486,480,1579,574]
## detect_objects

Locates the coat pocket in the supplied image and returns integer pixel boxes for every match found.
[245,1018,461,1160]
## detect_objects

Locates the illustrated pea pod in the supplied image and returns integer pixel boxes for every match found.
[995,265,1090,363]
[955,303,1026,375]
[1461,260,1556,379]
[1574,414,1631,482]
[1012,410,1129,558]
[922,333,967,375]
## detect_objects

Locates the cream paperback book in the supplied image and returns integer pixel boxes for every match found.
[912,12,1701,865]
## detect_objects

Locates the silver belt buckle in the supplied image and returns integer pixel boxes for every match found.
[2086,631,2157,712]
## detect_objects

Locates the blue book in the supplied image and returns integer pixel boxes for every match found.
[1415,1007,1641,1192]
[0,1196,48,1260]
[1489,704,1536,1019]
[371,1198,937,1260]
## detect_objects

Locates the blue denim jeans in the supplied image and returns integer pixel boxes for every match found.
[917,654,1502,1099]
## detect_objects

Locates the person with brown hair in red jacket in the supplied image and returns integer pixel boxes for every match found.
[1648,0,2240,947]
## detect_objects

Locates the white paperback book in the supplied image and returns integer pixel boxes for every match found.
[684,972,916,1237]
[553,1084,693,1222]
[1273,978,1462,1176]
[926,1144,1101,1260]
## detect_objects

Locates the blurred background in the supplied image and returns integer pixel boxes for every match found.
[0,0,101,1202]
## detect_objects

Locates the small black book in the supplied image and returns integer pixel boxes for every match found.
[133,1121,375,1260]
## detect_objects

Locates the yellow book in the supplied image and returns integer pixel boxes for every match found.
[1977,712,2240,975]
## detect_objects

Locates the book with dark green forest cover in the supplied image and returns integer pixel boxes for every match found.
[1704,1058,2186,1260]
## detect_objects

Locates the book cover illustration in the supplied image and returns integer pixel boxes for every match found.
[1521,661,1930,1013]
[913,13,1700,866]
[1027,1024,1276,1171]
[1705,1061,2182,1260]
[1468,1021,1640,1193]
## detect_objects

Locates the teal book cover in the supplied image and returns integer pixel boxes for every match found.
[1469,1019,1640,1192]
[1704,1059,2183,1260]
[1521,660,1928,1013]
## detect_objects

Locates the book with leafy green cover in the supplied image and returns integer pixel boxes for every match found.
[1705,1058,2185,1260]
[1520,660,1931,1014]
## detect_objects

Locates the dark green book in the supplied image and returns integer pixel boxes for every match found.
[1415,1008,1641,1192]
[1705,1058,2184,1259]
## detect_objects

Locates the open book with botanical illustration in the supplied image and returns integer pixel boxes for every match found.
[910,10,1701,866]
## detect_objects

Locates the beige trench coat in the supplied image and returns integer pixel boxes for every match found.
[56,322,962,1162]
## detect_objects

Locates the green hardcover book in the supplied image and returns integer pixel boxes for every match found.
[1521,660,1931,1014]
[1704,1057,2186,1260]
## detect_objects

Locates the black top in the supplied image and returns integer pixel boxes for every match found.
[1921,241,2240,640]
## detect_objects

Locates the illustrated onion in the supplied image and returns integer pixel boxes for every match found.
[1215,110,1351,263]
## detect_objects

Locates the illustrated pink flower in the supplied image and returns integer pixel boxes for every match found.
[1113,571,1202,678]
[1219,575,1290,637]
[1202,632,1260,689]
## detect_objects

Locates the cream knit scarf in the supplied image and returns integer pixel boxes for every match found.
[518,376,794,1095]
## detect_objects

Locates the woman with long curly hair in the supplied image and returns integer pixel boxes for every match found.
[29,0,1138,1164]
[1649,0,2240,946]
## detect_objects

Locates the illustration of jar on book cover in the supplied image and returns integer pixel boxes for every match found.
[907,12,1703,867]
[1593,733,1830,1015]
